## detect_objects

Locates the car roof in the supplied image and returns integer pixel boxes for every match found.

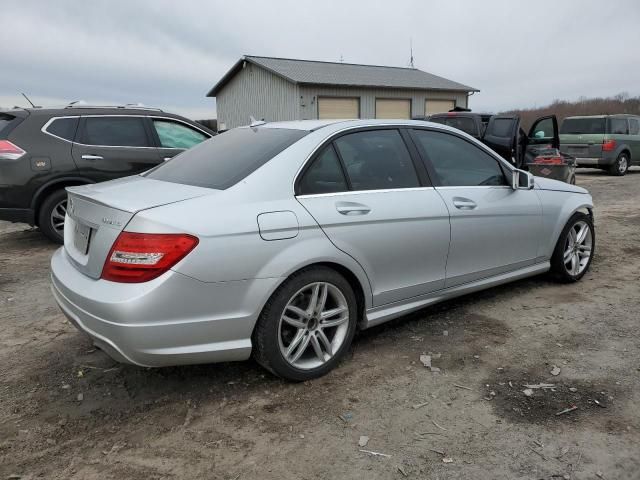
[564,114,637,119]
[5,107,186,118]
[256,118,451,132]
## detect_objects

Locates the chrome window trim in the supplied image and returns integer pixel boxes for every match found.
[296,186,436,199]
[40,114,211,149]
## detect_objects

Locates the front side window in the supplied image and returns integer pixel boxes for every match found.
[45,117,79,141]
[146,127,307,190]
[411,129,507,187]
[333,130,419,191]
[80,117,150,147]
[608,118,629,135]
[153,119,208,149]
[298,145,348,195]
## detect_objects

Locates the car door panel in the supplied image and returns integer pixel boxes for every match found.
[482,115,521,166]
[436,186,543,287]
[298,189,451,305]
[409,128,543,287]
[71,116,161,181]
[525,115,560,164]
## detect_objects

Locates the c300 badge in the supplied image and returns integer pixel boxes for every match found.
[102,217,122,226]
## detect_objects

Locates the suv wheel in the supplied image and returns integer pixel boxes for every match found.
[550,212,595,282]
[608,152,629,176]
[252,267,358,381]
[38,189,68,244]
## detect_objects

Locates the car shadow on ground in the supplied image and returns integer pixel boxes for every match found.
[7,270,559,437]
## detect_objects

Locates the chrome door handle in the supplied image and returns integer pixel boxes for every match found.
[163,157,172,161]
[336,201,371,215]
[81,154,103,160]
[452,198,477,210]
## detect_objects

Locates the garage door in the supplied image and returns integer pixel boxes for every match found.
[318,97,359,119]
[375,99,411,119]
[425,99,455,115]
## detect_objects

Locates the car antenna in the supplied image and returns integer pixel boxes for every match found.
[249,115,266,127]
[21,93,38,108]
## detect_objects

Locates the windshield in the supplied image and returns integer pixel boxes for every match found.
[560,118,605,135]
[146,127,308,189]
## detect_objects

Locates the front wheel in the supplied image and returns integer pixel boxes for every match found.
[252,267,358,381]
[550,212,595,282]
[608,153,629,176]
[38,189,68,244]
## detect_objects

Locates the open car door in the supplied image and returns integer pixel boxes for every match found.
[482,115,521,166]
[524,115,560,164]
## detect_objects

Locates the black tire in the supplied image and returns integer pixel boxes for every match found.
[37,189,68,244]
[252,266,358,381]
[550,212,595,283]
[608,152,629,176]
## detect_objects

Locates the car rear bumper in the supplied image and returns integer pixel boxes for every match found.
[0,207,34,224]
[50,247,280,367]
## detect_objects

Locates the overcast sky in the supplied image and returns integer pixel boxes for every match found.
[1,0,639,119]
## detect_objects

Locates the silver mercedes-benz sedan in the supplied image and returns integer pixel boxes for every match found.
[51,119,595,381]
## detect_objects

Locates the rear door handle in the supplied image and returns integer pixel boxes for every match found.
[452,197,477,210]
[81,154,103,160]
[335,201,371,216]
[163,157,172,161]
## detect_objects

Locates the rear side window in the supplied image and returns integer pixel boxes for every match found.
[608,118,629,135]
[560,118,605,134]
[152,119,208,149]
[45,117,79,141]
[80,117,150,147]
[488,118,514,137]
[444,117,478,136]
[630,118,640,135]
[146,127,307,190]
[411,129,507,187]
[298,145,348,195]
[333,130,419,191]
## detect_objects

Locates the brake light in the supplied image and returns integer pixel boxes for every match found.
[101,232,199,283]
[602,139,616,152]
[533,155,564,165]
[0,140,26,160]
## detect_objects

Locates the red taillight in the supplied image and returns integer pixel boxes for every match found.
[101,232,199,283]
[602,139,616,152]
[533,155,564,165]
[0,140,26,160]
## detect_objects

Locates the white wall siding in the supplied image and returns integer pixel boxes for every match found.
[298,86,468,119]
[216,64,298,129]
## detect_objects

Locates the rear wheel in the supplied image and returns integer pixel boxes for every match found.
[608,152,629,176]
[252,267,357,381]
[38,189,67,244]
[550,212,594,282]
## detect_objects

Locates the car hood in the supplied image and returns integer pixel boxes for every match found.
[534,176,588,194]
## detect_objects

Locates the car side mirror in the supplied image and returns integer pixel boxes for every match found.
[512,169,534,190]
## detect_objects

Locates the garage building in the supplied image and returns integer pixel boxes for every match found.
[208,55,479,130]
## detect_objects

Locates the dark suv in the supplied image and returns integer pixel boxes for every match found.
[0,105,214,242]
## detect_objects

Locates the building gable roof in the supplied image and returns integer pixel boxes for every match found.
[207,55,479,97]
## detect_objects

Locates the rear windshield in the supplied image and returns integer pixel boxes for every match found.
[146,127,308,190]
[560,118,605,135]
[0,114,17,136]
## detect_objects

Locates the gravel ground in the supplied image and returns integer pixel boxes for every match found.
[1,169,639,479]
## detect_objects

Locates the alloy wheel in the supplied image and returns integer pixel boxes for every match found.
[618,156,628,174]
[50,199,67,234]
[278,282,349,370]
[563,220,592,276]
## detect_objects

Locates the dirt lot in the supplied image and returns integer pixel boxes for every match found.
[1,170,639,479]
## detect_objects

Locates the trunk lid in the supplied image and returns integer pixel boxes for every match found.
[64,175,214,279]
